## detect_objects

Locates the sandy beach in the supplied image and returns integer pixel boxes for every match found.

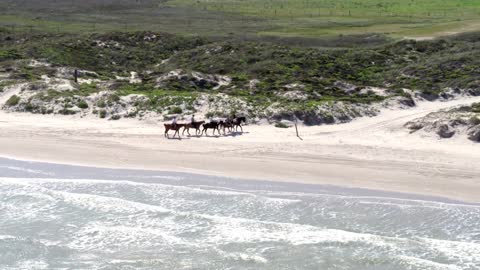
[1,96,480,203]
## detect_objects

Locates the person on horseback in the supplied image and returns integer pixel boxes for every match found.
[172,116,177,129]
[191,114,195,124]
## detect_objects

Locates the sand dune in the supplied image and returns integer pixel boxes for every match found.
[1,96,479,202]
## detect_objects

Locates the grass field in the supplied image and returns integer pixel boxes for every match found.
[168,0,480,38]
[0,0,479,43]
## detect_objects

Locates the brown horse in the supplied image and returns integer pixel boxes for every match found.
[202,121,221,136]
[232,116,247,132]
[164,123,187,138]
[220,119,234,134]
[182,121,205,136]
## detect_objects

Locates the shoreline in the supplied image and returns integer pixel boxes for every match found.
[1,96,480,203]
[2,156,479,207]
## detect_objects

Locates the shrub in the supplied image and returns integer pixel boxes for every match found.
[110,114,121,120]
[108,94,120,103]
[169,106,183,114]
[275,122,290,128]
[77,100,89,109]
[205,111,215,118]
[472,103,480,113]
[99,109,107,118]
[58,109,76,115]
[469,116,480,126]
[0,49,22,61]
[6,95,20,106]
[97,100,107,108]
[25,103,37,112]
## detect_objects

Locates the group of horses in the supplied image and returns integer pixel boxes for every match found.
[164,117,247,138]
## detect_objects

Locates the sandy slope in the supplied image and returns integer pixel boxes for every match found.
[0,96,480,202]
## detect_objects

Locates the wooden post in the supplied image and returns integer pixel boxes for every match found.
[74,69,78,83]
[295,118,299,137]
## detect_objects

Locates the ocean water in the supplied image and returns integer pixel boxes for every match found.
[0,158,479,270]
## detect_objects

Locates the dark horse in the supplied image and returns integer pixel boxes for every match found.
[202,121,221,136]
[182,121,205,136]
[164,123,187,138]
[220,119,234,134]
[232,116,247,132]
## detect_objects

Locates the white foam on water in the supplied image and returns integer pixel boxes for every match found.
[222,252,268,264]
[57,190,171,214]
[67,223,189,252]
[420,238,480,266]
[397,255,462,270]
[0,235,16,240]
[202,213,396,247]
[0,166,54,176]
[14,260,50,270]
[2,175,480,269]
[0,177,302,211]
[260,190,480,209]
[118,175,185,181]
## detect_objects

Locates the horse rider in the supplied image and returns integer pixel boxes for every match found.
[191,114,195,124]
[230,113,237,124]
[172,116,177,129]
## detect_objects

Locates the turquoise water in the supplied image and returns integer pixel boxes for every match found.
[1,158,479,269]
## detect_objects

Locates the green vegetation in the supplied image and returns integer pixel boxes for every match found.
[77,100,89,109]
[99,110,107,119]
[169,106,183,114]
[0,29,479,122]
[469,116,480,126]
[5,95,20,106]
[1,0,480,42]
[472,103,480,113]
[275,122,290,128]
[0,49,22,61]
[170,0,480,38]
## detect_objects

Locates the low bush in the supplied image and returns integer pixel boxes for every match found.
[5,95,20,106]
[110,114,121,120]
[99,109,107,118]
[169,106,183,114]
[77,100,89,109]
[96,100,106,108]
[469,116,480,126]
[472,103,480,113]
[275,122,290,128]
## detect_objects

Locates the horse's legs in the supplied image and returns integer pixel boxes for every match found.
[239,124,243,132]
[183,127,190,136]
[165,128,169,137]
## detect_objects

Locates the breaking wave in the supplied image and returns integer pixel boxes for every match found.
[1,169,480,269]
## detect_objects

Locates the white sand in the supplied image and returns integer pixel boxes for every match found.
[1,96,480,202]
